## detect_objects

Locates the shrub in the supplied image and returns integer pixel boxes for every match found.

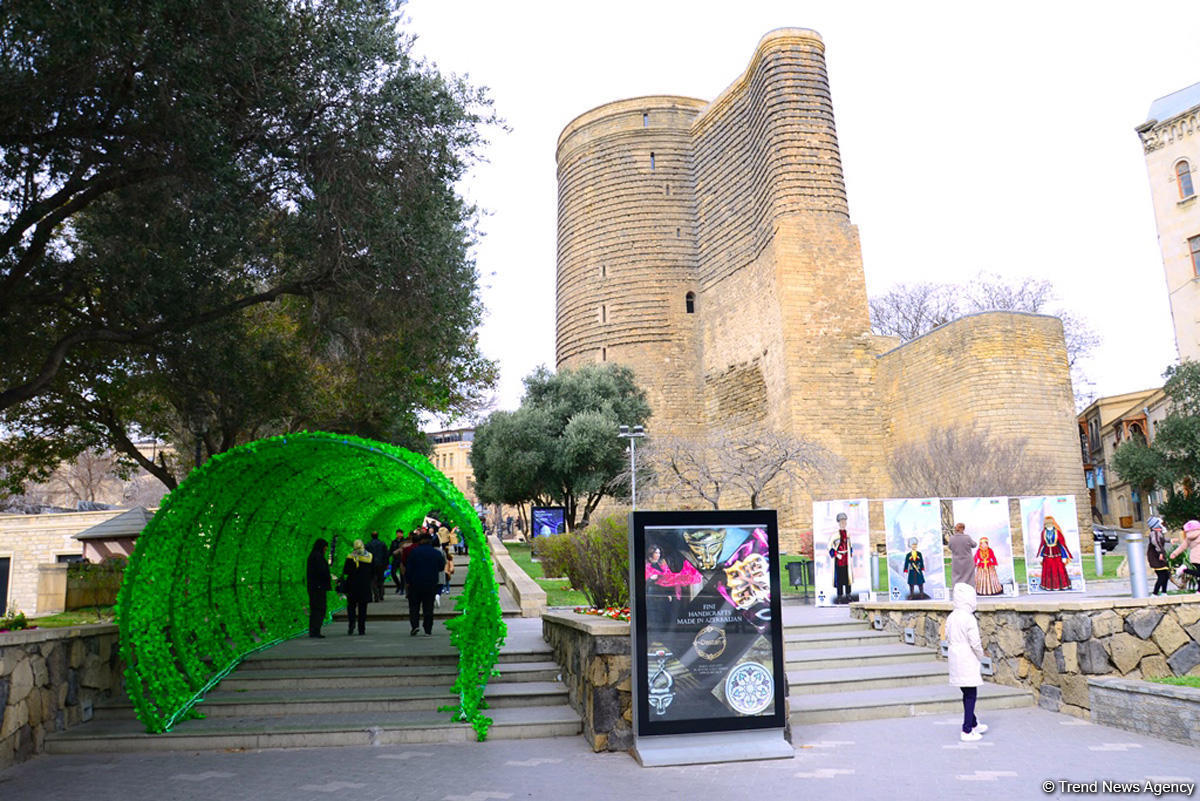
[0,609,32,632]
[532,534,570,579]
[544,514,629,609]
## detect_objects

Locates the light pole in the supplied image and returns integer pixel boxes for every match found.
[618,424,646,510]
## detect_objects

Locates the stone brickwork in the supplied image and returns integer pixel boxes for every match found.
[541,611,632,752]
[0,510,121,616]
[854,596,1200,719]
[0,624,124,769]
[1088,677,1200,747]
[555,29,1087,552]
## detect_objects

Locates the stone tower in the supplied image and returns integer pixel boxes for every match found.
[556,29,1088,548]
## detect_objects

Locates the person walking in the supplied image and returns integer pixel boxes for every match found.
[1171,519,1200,591]
[946,582,988,742]
[390,530,406,595]
[406,533,446,636]
[1147,516,1172,595]
[341,539,374,635]
[442,550,455,596]
[306,538,331,638]
[948,522,977,587]
[365,531,388,602]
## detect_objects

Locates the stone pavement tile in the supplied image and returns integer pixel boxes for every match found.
[4,708,1198,801]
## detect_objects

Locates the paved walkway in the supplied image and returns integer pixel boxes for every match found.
[4,707,1197,800]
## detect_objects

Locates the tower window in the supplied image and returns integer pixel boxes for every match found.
[676,227,681,238]
[650,152,655,170]
[600,264,606,278]
[685,292,695,314]
[1190,235,1200,275]
[600,304,607,323]
[643,113,648,127]
[602,347,607,361]
[1179,160,1195,199]
[665,184,670,196]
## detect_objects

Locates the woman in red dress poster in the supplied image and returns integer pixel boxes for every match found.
[973,537,1003,596]
[1036,516,1072,591]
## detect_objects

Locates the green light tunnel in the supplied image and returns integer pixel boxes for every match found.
[116,431,506,737]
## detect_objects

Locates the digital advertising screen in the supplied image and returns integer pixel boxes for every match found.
[630,510,786,738]
[530,506,566,538]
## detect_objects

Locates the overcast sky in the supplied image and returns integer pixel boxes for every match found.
[403,1,1199,421]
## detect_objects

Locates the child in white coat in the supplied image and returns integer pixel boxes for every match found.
[946,582,989,741]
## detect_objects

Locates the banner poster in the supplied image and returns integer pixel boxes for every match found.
[529,506,566,538]
[951,497,1019,597]
[883,498,947,601]
[1020,495,1086,593]
[630,510,786,738]
[812,499,870,606]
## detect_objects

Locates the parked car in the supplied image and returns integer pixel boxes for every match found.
[1092,526,1119,552]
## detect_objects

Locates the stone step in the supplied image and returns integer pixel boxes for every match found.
[212,660,561,691]
[790,682,1033,725]
[787,660,949,695]
[43,705,582,754]
[785,643,939,670]
[192,681,568,718]
[238,644,551,671]
[784,630,899,649]
[782,619,873,635]
[93,681,568,720]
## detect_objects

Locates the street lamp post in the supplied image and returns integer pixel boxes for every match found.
[618,425,646,510]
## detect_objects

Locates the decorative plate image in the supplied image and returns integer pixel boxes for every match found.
[723,661,773,715]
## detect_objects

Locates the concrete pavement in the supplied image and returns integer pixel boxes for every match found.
[3,706,1198,800]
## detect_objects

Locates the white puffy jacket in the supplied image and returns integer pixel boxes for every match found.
[946,583,985,687]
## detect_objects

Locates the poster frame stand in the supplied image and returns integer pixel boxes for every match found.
[629,509,792,767]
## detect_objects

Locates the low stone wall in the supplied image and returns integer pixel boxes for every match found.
[542,611,631,752]
[488,536,547,617]
[1088,677,1200,747]
[852,596,1200,718]
[0,624,124,769]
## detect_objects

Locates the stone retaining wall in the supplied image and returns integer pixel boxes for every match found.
[542,611,631,752]
[0,624,124,769]
[1088,677,1200,747]
[488,536,546,617]
[853,596,1200,718]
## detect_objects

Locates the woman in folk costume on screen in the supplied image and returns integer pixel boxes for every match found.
[1036,515,1072,591]
[973,536,1003,596]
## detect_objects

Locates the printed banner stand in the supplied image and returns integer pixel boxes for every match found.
[629,510,791,767]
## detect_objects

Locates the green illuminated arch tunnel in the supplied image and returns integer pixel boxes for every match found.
[117,431,505,738]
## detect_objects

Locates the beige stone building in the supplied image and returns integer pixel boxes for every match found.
[429,428,478,507]
[1138,82,1200,362]
[555,29,1088,551]
[1078,389,1169,529]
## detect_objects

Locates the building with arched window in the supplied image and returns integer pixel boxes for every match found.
[1137,82,1200,361]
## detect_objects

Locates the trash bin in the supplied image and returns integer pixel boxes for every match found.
[786,561,806,587]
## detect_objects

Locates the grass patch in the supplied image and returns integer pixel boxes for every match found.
[504,543,589,607]
[32,607,116,627]
[1148,675,1200,688]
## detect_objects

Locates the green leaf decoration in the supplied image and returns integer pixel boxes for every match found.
[117,431,505,737]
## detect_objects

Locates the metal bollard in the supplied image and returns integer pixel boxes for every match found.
[871,552,880,593]
[1094,538,1104,577]
[1125,530,1149,599]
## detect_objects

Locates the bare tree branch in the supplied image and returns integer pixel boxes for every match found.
[888,424,1053,498]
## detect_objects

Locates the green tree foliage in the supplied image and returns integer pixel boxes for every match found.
[471,365,650,530]
[0,0,497,493]
[1113,361,1200,527]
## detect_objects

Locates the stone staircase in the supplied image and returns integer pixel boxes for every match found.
[783,611,1032,724]
[43,557,580,754]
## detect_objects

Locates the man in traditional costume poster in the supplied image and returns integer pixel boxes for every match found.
[828,512,853,601]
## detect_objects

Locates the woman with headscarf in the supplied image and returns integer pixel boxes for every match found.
[1146,516,1171,595]
[341,539,374,635]
[1036,516,1072,591]
[306,538,331,638]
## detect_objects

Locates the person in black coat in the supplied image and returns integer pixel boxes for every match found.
[405,534,446,636]
[365,531,389,602]
[341,539,374,635]
[307,538,332,638]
